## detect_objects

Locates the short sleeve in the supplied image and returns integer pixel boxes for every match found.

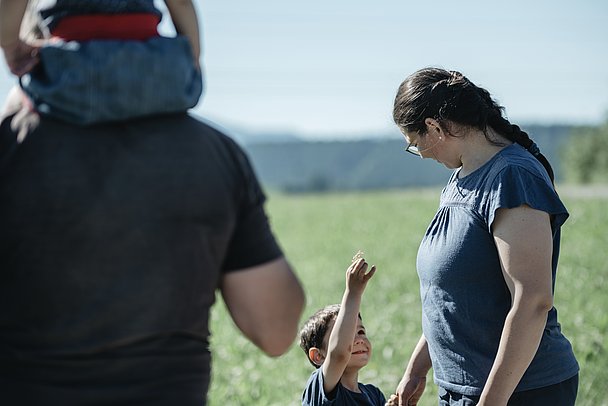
[302,368,333,405]
[221,143,283,272]
[483,165,569,233]
[301,368,385,405]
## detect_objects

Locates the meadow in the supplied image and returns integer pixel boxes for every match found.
[207,187,608,406]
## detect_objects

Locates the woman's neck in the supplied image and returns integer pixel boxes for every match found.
[459,128,511,177]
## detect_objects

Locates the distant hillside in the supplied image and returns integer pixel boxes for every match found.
[240,124,578,192]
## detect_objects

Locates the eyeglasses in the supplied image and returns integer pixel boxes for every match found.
[404,136,441,158]
[404,141,421,156]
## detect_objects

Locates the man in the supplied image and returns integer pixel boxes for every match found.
[0,3,305,403]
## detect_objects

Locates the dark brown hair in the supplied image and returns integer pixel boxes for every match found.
[393,67,554,182]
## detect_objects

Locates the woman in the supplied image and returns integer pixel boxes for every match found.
[391,68,578,406]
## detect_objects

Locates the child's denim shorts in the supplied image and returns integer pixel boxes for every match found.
[20,35,203,125]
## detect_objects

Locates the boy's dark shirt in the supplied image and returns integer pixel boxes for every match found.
[0,113,282,405]
[302,367,386,405]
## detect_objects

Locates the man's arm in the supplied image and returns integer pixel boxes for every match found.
[220,256,305,357]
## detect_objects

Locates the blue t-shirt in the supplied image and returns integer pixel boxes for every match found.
[417,144,579,396]
[302,368,386,406]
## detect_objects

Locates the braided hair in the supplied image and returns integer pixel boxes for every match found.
[393,67,554,183]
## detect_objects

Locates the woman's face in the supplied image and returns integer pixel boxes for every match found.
[403,130,441,160]
[403,121,463,169]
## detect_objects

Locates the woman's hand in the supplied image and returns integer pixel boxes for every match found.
[396,374,426,406]
[385,393,399,406]
[395,334,431,406]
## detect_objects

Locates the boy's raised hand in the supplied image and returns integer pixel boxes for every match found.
[321,254,377,394]
[346,257,376,295]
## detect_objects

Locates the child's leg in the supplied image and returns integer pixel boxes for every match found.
[21,36,202,125]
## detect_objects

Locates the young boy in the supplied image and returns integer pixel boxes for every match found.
[0,0,202,126]
[299,254,396,405]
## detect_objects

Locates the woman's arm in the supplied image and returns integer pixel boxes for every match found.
[395,334,432,406]
[479,204,554,405]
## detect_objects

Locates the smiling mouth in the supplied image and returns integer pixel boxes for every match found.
[352,350,367,355]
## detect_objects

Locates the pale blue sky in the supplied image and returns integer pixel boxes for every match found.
[1,0,607,138]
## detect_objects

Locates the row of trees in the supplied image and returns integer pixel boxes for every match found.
[243,122,606,193]
[561,117,608,183]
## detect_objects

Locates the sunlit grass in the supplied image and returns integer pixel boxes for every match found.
[207,187,607,406]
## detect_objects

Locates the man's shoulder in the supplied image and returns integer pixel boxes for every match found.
[30,113,237,148]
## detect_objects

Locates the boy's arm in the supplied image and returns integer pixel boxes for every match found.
[164,0,200,65]
[322,259,375,393]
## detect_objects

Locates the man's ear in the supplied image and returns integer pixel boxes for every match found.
[308,347,325,367]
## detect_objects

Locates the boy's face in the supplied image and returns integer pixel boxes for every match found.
[347,318,372,369]
[319,317,372,369]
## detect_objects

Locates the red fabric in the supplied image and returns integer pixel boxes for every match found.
[51,13,160,41]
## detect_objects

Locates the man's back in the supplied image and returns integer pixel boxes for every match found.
[0,113,286,404]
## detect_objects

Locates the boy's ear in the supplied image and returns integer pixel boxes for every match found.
[308,347,325,367]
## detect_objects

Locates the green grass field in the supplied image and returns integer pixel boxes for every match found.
[207,187,608,406]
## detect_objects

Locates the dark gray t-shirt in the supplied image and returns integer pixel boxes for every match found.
[0,113,283,405]
[302,367,386,406]
[417,144,578,396]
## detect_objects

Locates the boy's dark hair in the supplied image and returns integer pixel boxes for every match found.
[299,304,364,368]
[299,304,341,368]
